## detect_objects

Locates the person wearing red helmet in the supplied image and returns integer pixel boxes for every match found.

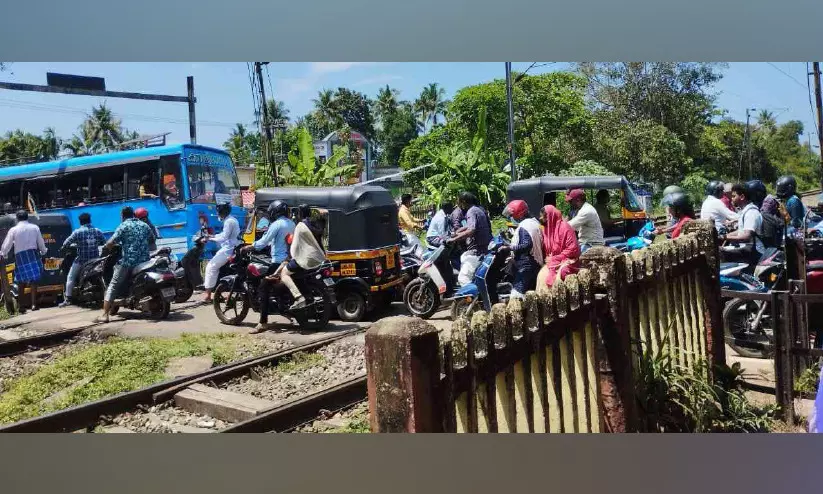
[135,207,160,252]
[501,200,543,298]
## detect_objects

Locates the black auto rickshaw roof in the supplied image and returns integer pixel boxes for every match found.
[254,185,400,252]
[507,175,644,213]
[255,185,396,213]
[0,212,72,230]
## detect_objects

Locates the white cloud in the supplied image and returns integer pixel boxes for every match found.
[353,74,403,87]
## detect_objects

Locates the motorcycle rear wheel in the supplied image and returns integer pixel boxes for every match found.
[147,294,171,321]
[213,283,250,325]
[722,298,774,359]
[174,283,194,304]
[294,284,332,331]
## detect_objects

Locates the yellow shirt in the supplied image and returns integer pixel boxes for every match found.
[398,205,419,232]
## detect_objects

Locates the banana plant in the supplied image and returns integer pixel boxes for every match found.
[421,107,509,206]
[285,128,358,186]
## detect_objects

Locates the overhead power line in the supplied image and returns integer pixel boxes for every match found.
[0,97,252,129]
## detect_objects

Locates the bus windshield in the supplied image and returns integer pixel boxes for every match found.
[186,162,242,206]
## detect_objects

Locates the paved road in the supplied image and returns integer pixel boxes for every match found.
[0,298,455,347]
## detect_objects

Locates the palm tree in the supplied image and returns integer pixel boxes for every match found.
[63,131,97,157]
[312,89,338,131]
[757,110,777,134]
[41,127,61,159]
[224,123,254,165]
[257,100,290,127]
[375,85,400,120]
[85,104,125,151]
[414,83,448,132]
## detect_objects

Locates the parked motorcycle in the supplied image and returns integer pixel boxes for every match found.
[212,248,336,331]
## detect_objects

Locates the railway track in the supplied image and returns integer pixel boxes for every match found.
[0,327,367,433]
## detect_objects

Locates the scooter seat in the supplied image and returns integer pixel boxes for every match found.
[131,257,167,276]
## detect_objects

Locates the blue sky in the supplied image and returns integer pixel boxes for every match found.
[0,62,820,151]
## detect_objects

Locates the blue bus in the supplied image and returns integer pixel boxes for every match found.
[0,144,247,261]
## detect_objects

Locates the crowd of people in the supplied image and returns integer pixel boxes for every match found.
[659,175,805,266]
[399,188,617,298]
[0,173,811,323]
[399,175,809,299]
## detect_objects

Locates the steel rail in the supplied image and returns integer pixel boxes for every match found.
[0,328,364,433]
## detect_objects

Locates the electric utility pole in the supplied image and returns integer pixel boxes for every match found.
[505,62,516,181]
[737,107,756,180]
[812,63,823,181]
[254,62,276,185]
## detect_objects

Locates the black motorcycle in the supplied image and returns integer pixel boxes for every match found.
[59,245,111,307]
[212,249,335,331]
[105,245,177,320]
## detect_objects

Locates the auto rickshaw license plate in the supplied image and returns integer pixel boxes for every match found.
[385,253,395,269]
[44,258,61,271]
[341,263,356,276]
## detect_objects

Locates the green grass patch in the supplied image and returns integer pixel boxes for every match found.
[795,361,821,396]
[327,416,370,434]
[0,333,262,425]
[268,351,324,376]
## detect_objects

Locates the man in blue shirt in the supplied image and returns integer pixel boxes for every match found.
[776,175,806,229]
[426,201,454,248]
[59,212,106,308]
[242,200,295,333]
[95,206,152,323]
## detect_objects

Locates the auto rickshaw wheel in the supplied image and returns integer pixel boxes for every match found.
[337,291,366,322]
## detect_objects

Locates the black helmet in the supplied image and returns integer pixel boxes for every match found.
[775,175,797,199]
[666,192,691,210]
[267,200,289,218]
[705,180,724,198]
[745,179,767,205]
[216,202,232,218]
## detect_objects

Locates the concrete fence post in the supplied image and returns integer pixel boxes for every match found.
[682,220,726,367]
[580,247,636,432]
[365,316,443,433]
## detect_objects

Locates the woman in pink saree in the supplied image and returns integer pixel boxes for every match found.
[536,205,581,291]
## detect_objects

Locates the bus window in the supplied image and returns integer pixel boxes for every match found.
[187,163,242,206]
[61,171,91,207]
[26,176,56,210]
[160,156,184,209]
[126,159,159,200]
[89,165,125,204]
[0,181,21,213]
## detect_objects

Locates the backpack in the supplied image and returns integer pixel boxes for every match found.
[759,212,784,248]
